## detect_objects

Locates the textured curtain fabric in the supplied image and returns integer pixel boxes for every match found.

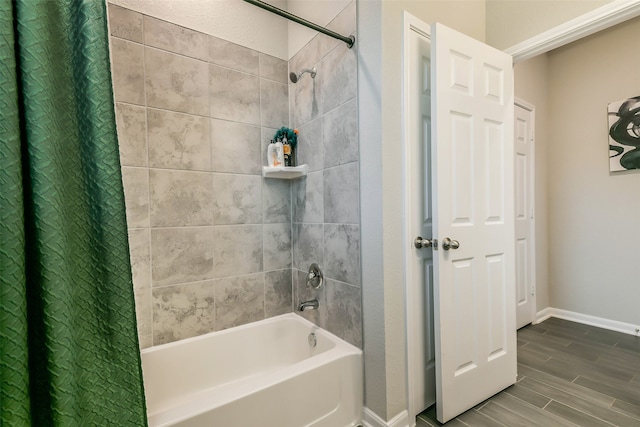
[0,1,147,425]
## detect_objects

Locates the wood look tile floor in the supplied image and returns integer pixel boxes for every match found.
[417,317,640,426]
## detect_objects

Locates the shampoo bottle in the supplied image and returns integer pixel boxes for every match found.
[268,139,283,167]
[274,138,284,167]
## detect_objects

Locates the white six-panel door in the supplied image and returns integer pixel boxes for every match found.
[431,22,517,423]
[515,102,536,329]
[406,20,436,416]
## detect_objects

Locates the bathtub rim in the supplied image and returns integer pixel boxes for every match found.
[140,312,362,357]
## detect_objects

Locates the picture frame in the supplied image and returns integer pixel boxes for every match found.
[608,95,640,171]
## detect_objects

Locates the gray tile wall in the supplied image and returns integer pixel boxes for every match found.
[108,4,292,348]
[109,2,360,350]
[289,2,362,348]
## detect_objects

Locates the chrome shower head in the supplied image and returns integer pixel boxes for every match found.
[290,67,317,83]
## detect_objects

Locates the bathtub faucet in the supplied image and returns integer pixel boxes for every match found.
[298,299,319,311]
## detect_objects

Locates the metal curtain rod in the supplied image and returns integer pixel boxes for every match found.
[243,0,355,49]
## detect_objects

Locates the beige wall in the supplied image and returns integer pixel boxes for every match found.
[514,54,551,311]
[545,17,640,324]
[486,0,613,50]
[359,0,486,421]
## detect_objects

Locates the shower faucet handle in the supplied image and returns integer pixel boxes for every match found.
[306,263,323,289]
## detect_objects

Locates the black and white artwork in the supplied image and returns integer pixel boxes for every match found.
[608,95,640,172]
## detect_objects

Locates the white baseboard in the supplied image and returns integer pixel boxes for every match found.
[362,408,410,427]
[534,307,554,324]
[535,307,640,336]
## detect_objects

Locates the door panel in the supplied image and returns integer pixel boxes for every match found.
[451,113,474,224]
[486,121,505,223]
[431,22,516,423]
[452,258,476,374]
[487,253,507,359]
[516,238,528,310]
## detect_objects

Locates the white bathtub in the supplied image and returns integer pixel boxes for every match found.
[141,313,363,427]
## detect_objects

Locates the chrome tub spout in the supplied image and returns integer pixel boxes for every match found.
[298,299,319,311]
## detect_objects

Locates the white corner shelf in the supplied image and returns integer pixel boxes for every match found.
[262,164,308,179]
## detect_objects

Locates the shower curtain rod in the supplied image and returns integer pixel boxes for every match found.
[243,0,355,49]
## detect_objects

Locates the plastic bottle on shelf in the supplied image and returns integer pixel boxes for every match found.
[274,138,284,167]
[268,139,284,167]
[282,135,292,167]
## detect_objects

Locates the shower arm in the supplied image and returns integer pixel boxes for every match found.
[243,0,355,49]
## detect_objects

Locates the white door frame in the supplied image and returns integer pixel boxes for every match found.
[402,2,640,422]
[402,11,432,422]
[514,97,537,327]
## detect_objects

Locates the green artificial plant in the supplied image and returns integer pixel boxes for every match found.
[273,127,298,148]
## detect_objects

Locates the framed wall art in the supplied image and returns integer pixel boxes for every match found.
[608,95,640,171]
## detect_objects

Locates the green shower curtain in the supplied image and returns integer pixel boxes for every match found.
[0,0,147,425]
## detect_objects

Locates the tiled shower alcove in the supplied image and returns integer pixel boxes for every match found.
[108,1,361,349]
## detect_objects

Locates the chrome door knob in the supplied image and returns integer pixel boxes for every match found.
[414,237,434,249]
[441,237,460,250]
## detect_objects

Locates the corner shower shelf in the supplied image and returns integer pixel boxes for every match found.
[262,164,308,179]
